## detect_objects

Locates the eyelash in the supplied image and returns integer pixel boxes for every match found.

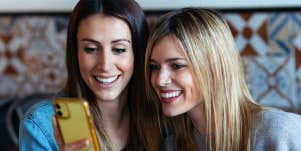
[171,64,186,70]
[113,48,126,54]
[149,63,186,71]
[84,47,98,53]
[84,47,127,54]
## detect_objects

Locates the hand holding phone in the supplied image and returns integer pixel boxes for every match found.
[53,97,100,151]
[52,117,90,150]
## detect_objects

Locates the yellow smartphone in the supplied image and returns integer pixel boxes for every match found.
[53,97,100,151]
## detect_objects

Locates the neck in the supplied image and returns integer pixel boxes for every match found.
[98,90,129,129]
[188,103,206,135]
[96,90,130,150]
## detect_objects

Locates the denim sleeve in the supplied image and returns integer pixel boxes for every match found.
[19,100,58,151]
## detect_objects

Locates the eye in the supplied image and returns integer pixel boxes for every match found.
[171,63,186,70]
[84,47,98,53]
[149,63,160,71]
[113,48,126,54]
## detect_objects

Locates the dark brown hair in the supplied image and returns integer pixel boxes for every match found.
[65,0,162,150]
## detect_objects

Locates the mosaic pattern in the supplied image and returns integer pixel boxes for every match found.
[243,56,298,112]
[225,13,269,56]
[0,16,68,97]
[292,13,301,113]
[268,13,293,55]
[0,13,300,113]
[224,12,301,113]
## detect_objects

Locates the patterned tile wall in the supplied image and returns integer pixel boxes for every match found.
[224,12,301,113]
[0,12,300,113]
[0,16,68,97]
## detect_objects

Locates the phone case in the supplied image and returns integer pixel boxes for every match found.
[53,98,100,151]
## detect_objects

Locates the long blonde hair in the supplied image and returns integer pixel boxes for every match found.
[145,8,262,151]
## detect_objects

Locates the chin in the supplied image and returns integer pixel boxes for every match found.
[95,93,118,102]
[163,107,183,117]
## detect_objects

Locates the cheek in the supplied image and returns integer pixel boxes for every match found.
[150,73,160,97]
[177,71,196,94]
[178,73,194,85]
[78,52,92,72]
[77,54,90,85]
[188,74,201,102]
[77,52,87,72]
[118,54,134,75]
[150,72,157,89]
[148,71,158,93]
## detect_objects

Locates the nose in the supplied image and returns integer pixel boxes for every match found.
[153,67,172,87]
[97,50,112,71]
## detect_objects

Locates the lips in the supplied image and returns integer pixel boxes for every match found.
[159,90,181,103]
[94,75,119,87]
[95,76,118,83]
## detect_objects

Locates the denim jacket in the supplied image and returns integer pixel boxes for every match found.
[19,99,59,151]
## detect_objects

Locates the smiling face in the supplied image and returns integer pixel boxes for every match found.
[77,14,134,102]
[149,35,202,116]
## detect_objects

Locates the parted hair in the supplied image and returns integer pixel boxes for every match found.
[65,0,162,150]
[145,8,263,151]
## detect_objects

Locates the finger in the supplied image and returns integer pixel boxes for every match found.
[62,139,90,151]
[52,116,64,146]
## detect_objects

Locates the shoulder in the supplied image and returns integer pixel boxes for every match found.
[252,110,301,150]
[23,98,54,121]
[23,90,64,120]
[256,110,301,132]
[20,98,58,150]
[22,98,55,137]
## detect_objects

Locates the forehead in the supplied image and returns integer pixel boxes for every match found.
[151,35,187,60]
[77,14,131,40]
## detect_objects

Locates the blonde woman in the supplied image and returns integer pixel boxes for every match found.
[145,8,301,151]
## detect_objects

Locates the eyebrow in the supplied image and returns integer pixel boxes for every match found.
[81,38,100,44]
[150,57,186,63]
[80,38,131,44]
[112,39,131,44]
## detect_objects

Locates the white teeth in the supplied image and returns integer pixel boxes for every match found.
[160,91,181,99]
[95,76,118,83]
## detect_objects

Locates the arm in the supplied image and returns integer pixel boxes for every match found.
[19,101,58,151]
[19,117,58,151]
[19,100,92,151]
